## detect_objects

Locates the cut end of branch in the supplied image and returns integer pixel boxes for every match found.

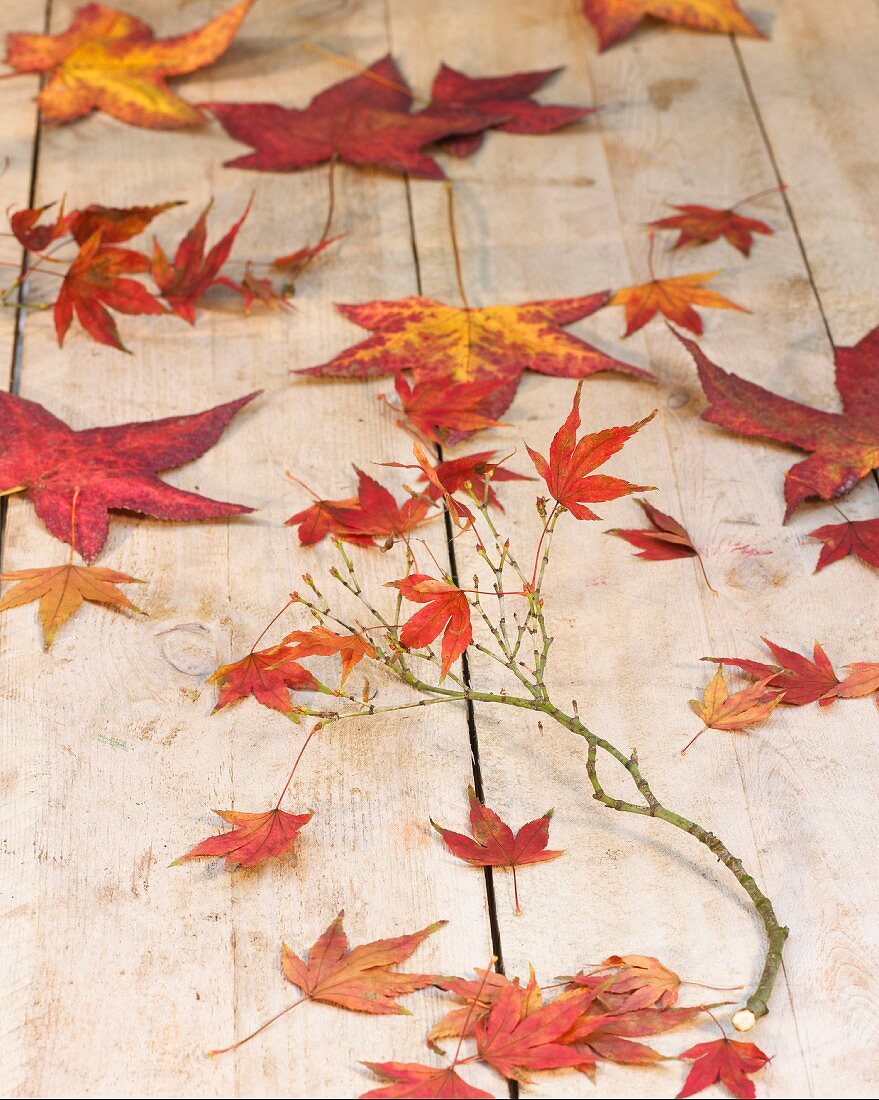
[731,1008,757,1032]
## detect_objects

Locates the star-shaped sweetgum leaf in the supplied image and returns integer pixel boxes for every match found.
[0,391,257,561]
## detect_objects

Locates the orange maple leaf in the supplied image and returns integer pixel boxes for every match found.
[432,787,563,914]
[581,0,764,52]
[298,293,652,425]
[209,644,319,715]
[5,1,255,129]
[360,1061,492,1099]
[389,574,473,680]
[611,270,746,336]
[0,562,142,648]
[54,230,164,352]
[683,668,783,753]
[526,382,655,520]
[283,625,376,686]
[562,954,680,1011]
[172,807,312,870]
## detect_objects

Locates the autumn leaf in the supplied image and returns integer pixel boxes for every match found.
[205,56,503,179]
[283,625,376,685]
[297,292,652,424]
[474,975,594,1082]
[611,270,746,337]
[809,516,879,573]
[414,449,532,511]
[676,1036,770,1099]
[682,325,879,519]
[5,0,255,128]
[607,498,718,591]
[360,1061,492,1099]
[286,468,433,549]
[430,968,520,1051]
[0,562,142,648]
[209,644,319,715]
[389,574,472,680]
[69,200,182,244]
[388,375,504,443]
[649,202,773,257]
[273,233,345,275]
[54,230,164,351]
[172,807,312,869]
[432,787,562,914]
[684,668,783,753]
[562,954,681,1011]
[10,200,71,251]
[705,638,842,707]
[837,662,879,706]
[0,390,256,562]
[526,381,655,520]
[151,201,251,323]
[581,0,765,52]
[426,63,595,157]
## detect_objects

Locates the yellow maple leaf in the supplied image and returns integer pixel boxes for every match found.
[683,668,783,753]
[5,0,254,128]
[581,0,765,51]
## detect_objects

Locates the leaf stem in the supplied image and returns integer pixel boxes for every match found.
[209,997,306,1056]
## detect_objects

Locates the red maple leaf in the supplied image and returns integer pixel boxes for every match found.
[10,200,72,251]
[432,786,562,914]
[205,56,503,179]
[607,498,696,560]
[526,382,655,519]
[287,469,433,549]
[705,638,842,707]
[54,230,164,351]
[389,574,472,680]
[389,374,504,443]
[283,625,376,686]
[426,63,595,157]
[837,662,879,706]
[562,954,681,1011]
[415,449,531,510]
[360,1062,492,1099]
[0,390,256,561]
[209,643,319,715]
[683,325,879,519]
[151,201,251,322]
[296,292,652,424]
[809,515,879,572]
[68,201,182,244]
[429,968,520,1050]
[173,807,312,869]
[563,1002,703,1066]
[649,202,773,257]
[676,1036,770,1099]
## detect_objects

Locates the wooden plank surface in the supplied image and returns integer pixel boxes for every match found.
[2,0,879,1097]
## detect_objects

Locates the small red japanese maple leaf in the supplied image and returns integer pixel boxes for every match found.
[648,190,778,257]
[205,56,503,179]
[682,324,879,519]
[173,807,312,869]
[54,230,164,351]
[151,201,251,322]
[677,1036,770,1099]
[389,574,472,680]
[414,449,531,510]
[209,643,319,715]
[607,499,719,593]
[611,269,746,336]
[426,63,595,157]
[705,638,842,707]
[388,374,504,443]
[563,1001,704,1067]
[283,625,376,686]
[526,381,655,519]
[432,787,563,914]
[360,1062,491,1099]
[286,468,433,548]
[809,515,879,572]
[0,390,256,561]
[562,954,681,1011]
[10,200,72,251]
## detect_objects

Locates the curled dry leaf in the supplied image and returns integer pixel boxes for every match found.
[581,0,765,52]
[0,391,256,562]
[610,271,746,337]
[676,1036,770,1099]
[681,324,879,519]
[426,63,595,157]
[10,200,71,250]
[526,381,655,520]
[283,625,376,686]
[0,562,142,648]
[431,786,562,914]
[607,498,718,591]
[360,1061,492,1099]
[809,515,879,572]
[287,468,432,548]
[706,638,842,707]
[206,56,503,179]
[297,292,652,428]
[209,644,319,715]
[68,201,183,245]
[684,668,784,753]
[5,0,255,128]
[389,575,472,680]
[173,807,312,870]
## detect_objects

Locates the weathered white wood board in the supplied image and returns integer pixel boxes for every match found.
[2,0,878,1097]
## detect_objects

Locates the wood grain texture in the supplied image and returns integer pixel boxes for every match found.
[2,0,878,1097]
